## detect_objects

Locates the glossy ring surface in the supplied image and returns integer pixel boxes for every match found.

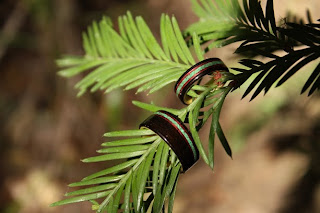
[139,110,199,172]
[174,58,229,105]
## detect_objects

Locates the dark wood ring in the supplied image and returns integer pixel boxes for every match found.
[139,110,199,172]
[174,58,229,105]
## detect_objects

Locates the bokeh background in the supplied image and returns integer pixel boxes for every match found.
[1,0,320,212]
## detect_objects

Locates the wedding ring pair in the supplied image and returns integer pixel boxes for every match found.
[140,58,229,172]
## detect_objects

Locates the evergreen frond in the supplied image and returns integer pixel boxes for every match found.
[52,74,234,211]
[188,0,320,99]
[51,131,181,212]
[186,85,233,169]
[233,20,320,99]
[58,12,203,96]
[186,0,297,54]
[53,1,320,212]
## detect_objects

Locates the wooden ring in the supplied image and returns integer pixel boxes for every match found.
[174,58,229,105]
[139,110,199,172]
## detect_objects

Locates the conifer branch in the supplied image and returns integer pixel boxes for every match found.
[187,0,320,99]
[57,12,203,97]
[52,83,233,211]
[52,1,320,212]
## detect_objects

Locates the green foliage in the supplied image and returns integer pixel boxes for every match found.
[57,12,203,96]
[187,0,293,52]
[53,9,234,212]
[51,132,181,212]
[52,0,320,212]
[52,84,233,212]
[187,0,320,99]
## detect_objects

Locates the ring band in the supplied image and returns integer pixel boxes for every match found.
[174,58,229,105]
[139,110,199,172]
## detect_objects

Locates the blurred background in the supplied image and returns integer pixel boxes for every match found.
[0,0,320,212]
